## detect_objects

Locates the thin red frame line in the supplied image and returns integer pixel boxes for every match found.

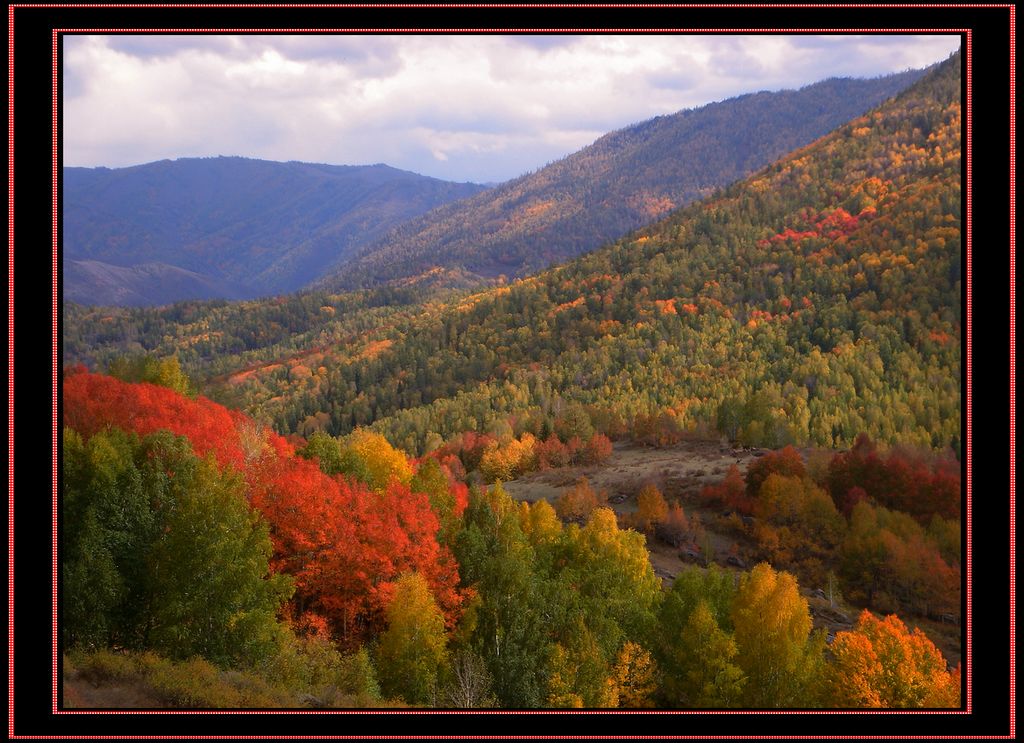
[46,26,974,720]
[51,27,970,32]
[8,2,1022,7]
[964,28,973,716]
[1007,5,1017,741]
[3,736,1022,741]
[6,4,14,742]
[32,11,987,732]
[50,25,59,723]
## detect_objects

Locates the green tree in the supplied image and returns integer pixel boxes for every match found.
[674,601,746,707]
[62,427,291,666]
[108,353,192,396]
[455,484,552,707]
[374,572,449,705]
[298,430,343,475]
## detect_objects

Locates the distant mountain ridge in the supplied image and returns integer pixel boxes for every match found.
[319,68,930,290]
[64,260,251,307]
[63,157,488,306]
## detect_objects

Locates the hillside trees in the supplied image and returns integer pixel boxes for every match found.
[827,610,961,707]
[63,371,466,651]
[62,427,291,666]
[64,55,961,464]
[731,563,826,708]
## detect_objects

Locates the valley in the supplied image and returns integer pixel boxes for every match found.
[502,438,961,668]
[56,46,968,711]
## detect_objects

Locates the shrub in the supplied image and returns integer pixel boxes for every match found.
[633,484,668,533]
[555,477,607,523]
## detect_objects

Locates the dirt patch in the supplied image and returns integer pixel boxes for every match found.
[62,677,163,709]
[503,439,761,510]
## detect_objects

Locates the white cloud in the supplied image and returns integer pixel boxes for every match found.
[62,34,962,183]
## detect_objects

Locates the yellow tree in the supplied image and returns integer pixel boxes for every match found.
[545,621,618,708]
[634,483,669,533]
[339,429,414,492]
[374,572,449,705]
[518,499,562,546]
[828,610,960,708]
[613,641,658,708]
[731,562,825,707]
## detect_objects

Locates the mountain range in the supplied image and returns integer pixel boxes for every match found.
[63,158,487,305]
[63,68,928,307]
[319,68,930,290]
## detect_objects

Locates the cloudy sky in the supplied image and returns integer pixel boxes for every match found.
[63,34,961,184]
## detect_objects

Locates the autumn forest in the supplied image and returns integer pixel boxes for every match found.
[59,49,966,711]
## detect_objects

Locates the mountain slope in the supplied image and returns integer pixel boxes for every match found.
[64,51,961,460]
[319,68,929,290]
[243,51,961,454]
[64,260,252,307]
[62,157,487,305]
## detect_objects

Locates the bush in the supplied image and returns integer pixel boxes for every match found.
[633,484,668,533]
[555,477,607,523]
[72,649,140,685]
[655,503,704,548]
[147,657,243,708]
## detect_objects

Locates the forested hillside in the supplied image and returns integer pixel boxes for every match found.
[62,369,960,709]
[68,51,961,459]
[60,50,964,710]
[319,68,928,289]
[63,157,487,305]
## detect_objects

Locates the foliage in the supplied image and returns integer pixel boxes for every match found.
[839,501,959,618]
[671,601,746,707]
[699,464,752,514]
[374,572,450,705]
[63,368,260,471]
[108,353,193,396]
[827,610,960,707]
[64,643,388,709]
[633,483,669,533]
[62,427,292,667]
[745,445,806,498]
[731,563,826,707]
[654,503,703,549]
[555,477,608,522]
[613,641,658,708]
[64,371,466,650]
[454,483,552,707]
[827,434,960,521]
[248,454,464,644]
[337,428,414,492]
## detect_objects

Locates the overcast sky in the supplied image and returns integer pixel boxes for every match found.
[63,34,961,184]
